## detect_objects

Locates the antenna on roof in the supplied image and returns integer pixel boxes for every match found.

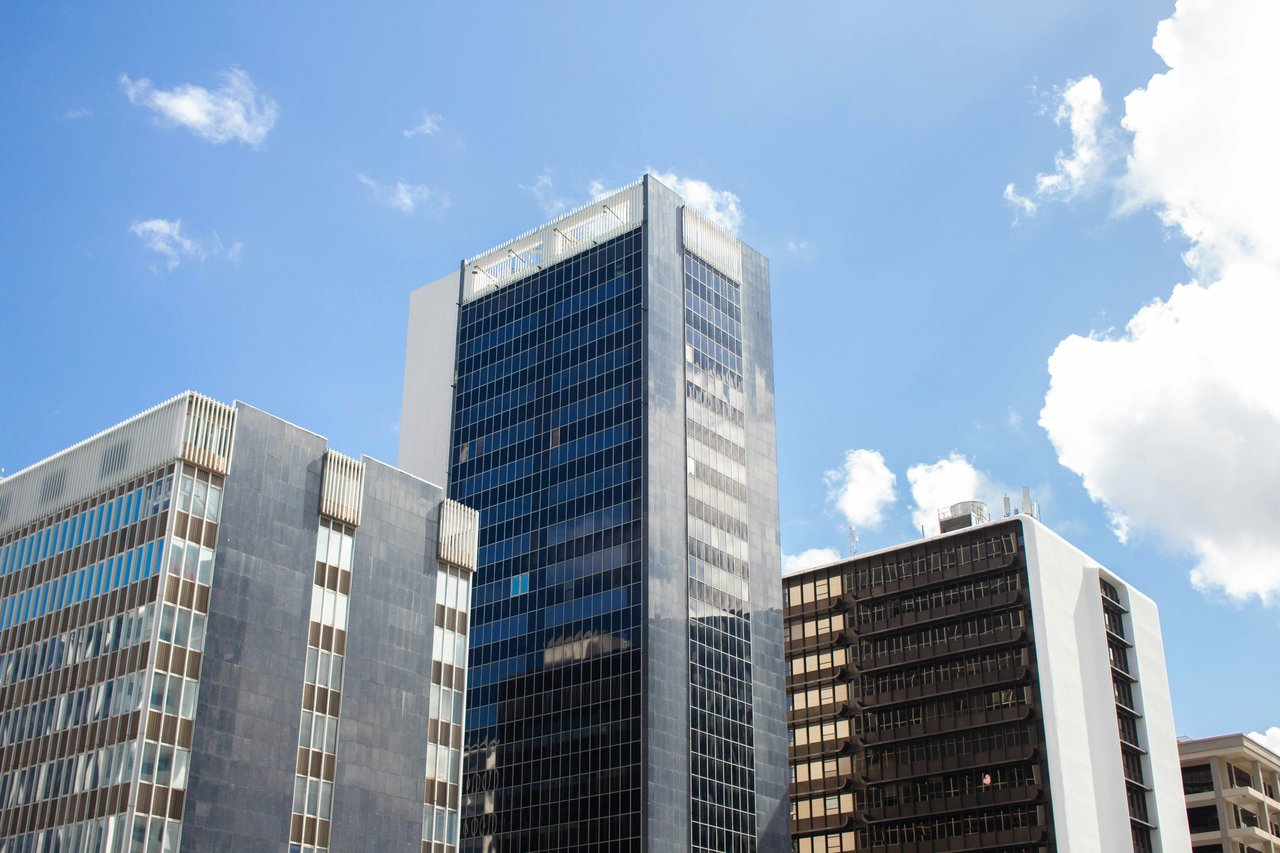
[848,525,859,557]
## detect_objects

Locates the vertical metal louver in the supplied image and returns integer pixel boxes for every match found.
[320,450,364,526]
[437,499,478,572]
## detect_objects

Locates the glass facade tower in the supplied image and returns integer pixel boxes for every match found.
[399,175,790,852]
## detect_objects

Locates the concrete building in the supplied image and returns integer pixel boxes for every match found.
[782,504,1190,853]
[1180,733,1280,852]
[399,175,789,851]
[0,392,478,853]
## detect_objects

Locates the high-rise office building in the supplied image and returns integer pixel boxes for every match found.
[0,391,478,853]
[399,175,789,851]
[782,504,1191,853]
[1179,733,1280,851]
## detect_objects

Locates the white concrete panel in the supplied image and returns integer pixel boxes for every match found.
[398,271,460,490]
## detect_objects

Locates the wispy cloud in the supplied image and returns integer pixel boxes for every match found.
[647,169,743,235]
[403,112,443,138]
[129,218,240,272]
[785,238,816,259]
[120,67,277,147]
[520,171,570,217]
[61,107,92,121]
[357,173,448,216]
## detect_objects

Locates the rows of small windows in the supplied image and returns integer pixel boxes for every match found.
[0,476,174,578]
[858,608,1028,661]
[684,254,743,320]
[0,540,164,632]
[3,814,181,853]
[476,453,637,532]
[456,281,638,398]
[476,496,638,575]
[866,762,1041,809]
[1,601,154,689]
[1099,577,1154,850]
[688,496,749,542]
[456,234,640,359]
[790,682,854,716]
[687,440,746,493]
[865,721,1040,772]
[784,612,846,645]
[0,666,145,748]
[792,755,859,790]
[685,328,744,385]
[784,572,846,610]
[792,791,856,824]
[0,738,135,812]
[455,319,640,429]
[688,474,747,531]
[790,646,852,679]
[454,406,640,508]
[857,804,1043,846]
[454,291,640,412]
[688,516,748,565]
[685,380,745,428]
[423,802,460,848]
[861,647,1028,697]
[855,571,1023,626]
[452,382,640,487]
[137,738,191,790]
[793,831,856,853]
[865,685,1033,737]
[847,530,1021,591]
[689,557,748,603]
[455,352,641,444]
[689,457,748,503]
[685,289,744,358]
[289,520,353,853]
[791,718,859,751]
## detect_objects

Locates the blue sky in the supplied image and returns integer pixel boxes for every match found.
[2,1,1276,746]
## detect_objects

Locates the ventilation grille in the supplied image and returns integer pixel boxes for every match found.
[683,205,743,283]
[321,450,364,526]
[463,181,643,302]
[438,499,479,572]
[181,394,236,476]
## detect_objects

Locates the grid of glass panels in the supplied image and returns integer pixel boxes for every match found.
[452,230,644,851]
[423,564,471,853]
[289,518,353,853]
[0,465,179,851]
[682,253,758,852]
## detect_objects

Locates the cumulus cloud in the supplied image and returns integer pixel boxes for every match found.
[647,169,743,235]
[907,454,1007,537]
[121,67,277,146]
[404,112,442,138]
[1039,0,1280,604]
[782,548,843,576]
[129,218,240,272]
[1005,76,1116,218]
[824,449,897,531]
[1249,727,1280,756]
[358,174,447,216]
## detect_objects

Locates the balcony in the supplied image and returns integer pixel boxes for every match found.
[852,589,1027,639]
[786,592,856,620]
[786,626,857,656]
[857,550,1019,600]
[791,811,862,836]
[866,743,1041,785]
[858,626,1028,672]
[790,699,860,726]
[862,703,1033,748]
[791,773,856,799]
[866,782,1045,823]
[858,823,1047,853]
[788,664,853,691]
[790,736,858,763]
[861,664,1030,710]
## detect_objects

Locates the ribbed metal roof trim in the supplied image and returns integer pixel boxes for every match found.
[320,450,364,526]
[438,499,478,572]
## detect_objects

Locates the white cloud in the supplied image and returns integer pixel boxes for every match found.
[1039,0,1280,605]
[404,112,442,138]
[785,239,816,259]
[1249,727,1280,756]
[120,67,277,147]
[1004,76,1115,218]
[647,169,743,235]
[62,107,92,120]
[588,179,609,201]
[783,548,843,576]
[824,449,897,531]
[358,174,447,216]
[907,454,1006,537]
[519,171,570,217]
[129,218,239,272]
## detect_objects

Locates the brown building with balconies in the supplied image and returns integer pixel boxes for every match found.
[783,505,1190,853]
[1179,733,1280,852]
